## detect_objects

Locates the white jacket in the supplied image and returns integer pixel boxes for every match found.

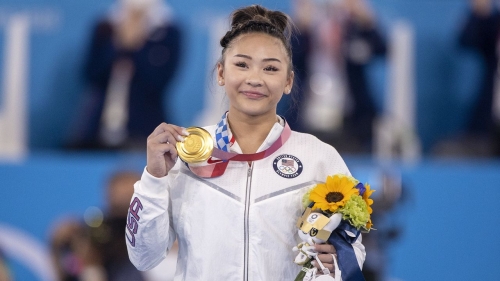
[126,122,366,280]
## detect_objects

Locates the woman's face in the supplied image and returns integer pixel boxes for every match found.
[217,33,294,119]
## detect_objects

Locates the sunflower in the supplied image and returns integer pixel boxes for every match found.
[309,174,359,213]
[362,183,375,214]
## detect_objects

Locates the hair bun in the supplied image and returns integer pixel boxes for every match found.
[219,5,294,69]
[230,5,290,36]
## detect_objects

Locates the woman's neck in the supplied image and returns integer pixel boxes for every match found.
[227,111,278,154]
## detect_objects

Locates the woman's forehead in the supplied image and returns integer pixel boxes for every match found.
[226,33,288,60]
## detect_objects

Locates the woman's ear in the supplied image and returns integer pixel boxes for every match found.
[284,70,294,94]
[217,62,225,86]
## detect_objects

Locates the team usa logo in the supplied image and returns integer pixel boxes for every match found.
[273,154,303,178]
[126,197,143,247]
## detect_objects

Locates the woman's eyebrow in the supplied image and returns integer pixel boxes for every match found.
[234,54,252,59]
[234,54,282,63]
[263,58,282,63]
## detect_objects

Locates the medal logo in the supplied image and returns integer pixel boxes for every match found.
[273,154,303,178]
[176,127,213,164]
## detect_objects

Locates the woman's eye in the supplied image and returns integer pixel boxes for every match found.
[264,66,278,71]
[235,62,247,68]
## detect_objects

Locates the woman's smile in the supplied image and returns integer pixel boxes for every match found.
[241,90,267,99]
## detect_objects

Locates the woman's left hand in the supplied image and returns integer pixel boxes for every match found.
[313,243,338,277]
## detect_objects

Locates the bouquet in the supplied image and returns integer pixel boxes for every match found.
[293,174,374,281]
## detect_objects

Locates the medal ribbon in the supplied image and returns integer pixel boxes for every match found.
[186,113,291,178]
[214,112,234,154]
[327,221,366,281]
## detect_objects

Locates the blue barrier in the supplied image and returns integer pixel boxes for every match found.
[1,153,499,280]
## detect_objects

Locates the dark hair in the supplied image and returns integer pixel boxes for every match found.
[219,5,294,73]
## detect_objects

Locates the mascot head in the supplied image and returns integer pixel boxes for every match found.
[296,208,342,244]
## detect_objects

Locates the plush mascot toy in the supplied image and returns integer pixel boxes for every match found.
[293,208,342,281]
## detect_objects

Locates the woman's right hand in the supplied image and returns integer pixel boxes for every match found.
[146,123,189,178]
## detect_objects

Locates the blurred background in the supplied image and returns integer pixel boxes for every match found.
[0,0,499,280]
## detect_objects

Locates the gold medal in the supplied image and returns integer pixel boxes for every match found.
[176,127,214,164]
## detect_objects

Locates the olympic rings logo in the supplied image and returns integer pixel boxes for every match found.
[279,165,296,173]
[273,154,303,179]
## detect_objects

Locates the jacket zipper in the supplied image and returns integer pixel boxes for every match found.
[243,163,253,281]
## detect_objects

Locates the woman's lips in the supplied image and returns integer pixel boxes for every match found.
[241,91,266,99]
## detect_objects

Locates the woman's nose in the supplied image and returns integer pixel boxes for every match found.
[246,70,263,87]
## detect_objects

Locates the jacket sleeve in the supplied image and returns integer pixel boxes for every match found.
[83,20,119,87]
[458,10,499,55]
[126,167,177,271]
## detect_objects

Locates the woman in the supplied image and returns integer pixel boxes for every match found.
[126,5,365,280]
